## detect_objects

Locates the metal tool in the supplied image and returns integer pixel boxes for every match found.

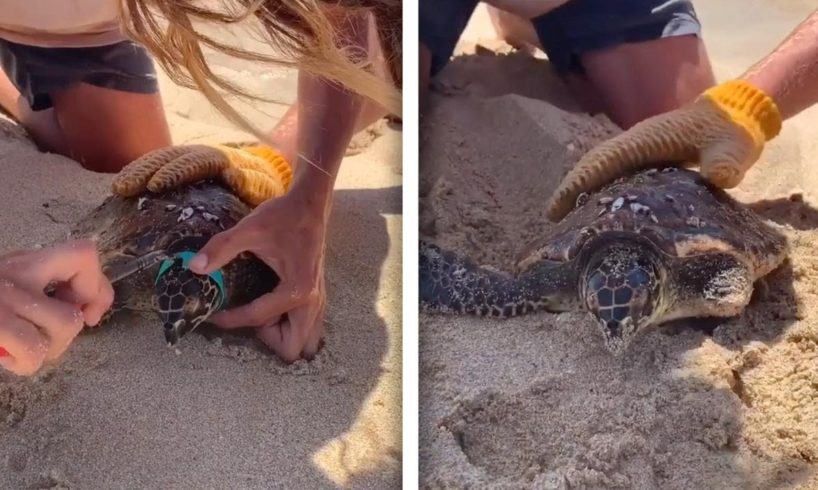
[0,250,169,358]
[102,250,170,286]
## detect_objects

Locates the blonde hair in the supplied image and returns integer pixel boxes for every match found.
[119,0,401,140]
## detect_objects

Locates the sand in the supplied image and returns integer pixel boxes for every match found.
[420,2,818,489]
[0,16,402,490]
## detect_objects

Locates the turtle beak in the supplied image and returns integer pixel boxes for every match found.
[163,318,193,346]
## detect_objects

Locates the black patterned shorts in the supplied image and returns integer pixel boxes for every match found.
[0,38,159,111]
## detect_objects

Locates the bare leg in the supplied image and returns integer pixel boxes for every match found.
[486,6,541,53]
[50,84,172,172]
[0,70,67,153]
[267,9,391,164]
[0,70,171,172]
[580,35,716,129]
[266,96,387,165]
[485,6,608,116]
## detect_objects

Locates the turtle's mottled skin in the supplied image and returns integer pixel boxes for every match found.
[71,181,279,345]
[420,168,789,354]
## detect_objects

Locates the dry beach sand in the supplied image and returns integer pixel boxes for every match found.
[420,2,818,489]
[0,16,402,490]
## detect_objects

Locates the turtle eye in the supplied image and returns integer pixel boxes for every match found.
[587,271,606,292]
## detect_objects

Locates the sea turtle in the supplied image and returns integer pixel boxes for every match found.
[419,167,789,354]
[69,180,279,346]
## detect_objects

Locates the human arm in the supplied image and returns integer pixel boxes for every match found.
[183,69,363,361]
[105,75,360,361]
[108,7,379,361]
[183,11,370,362]
[0,241,114,376]
[742,9,818,120]
[286,69,365,220]
[545,8,818,221]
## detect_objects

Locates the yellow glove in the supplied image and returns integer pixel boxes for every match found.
[111,143,293,207]
[545,80,782,221]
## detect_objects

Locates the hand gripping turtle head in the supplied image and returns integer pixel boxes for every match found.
[69,182,280,348]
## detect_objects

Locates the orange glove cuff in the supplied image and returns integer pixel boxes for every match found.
[213,144,294,192]
[701,79,782,142]
[242,145,294,190]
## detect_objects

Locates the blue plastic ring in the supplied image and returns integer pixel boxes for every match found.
[155,251,225,309]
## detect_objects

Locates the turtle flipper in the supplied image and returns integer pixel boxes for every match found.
[666,252,756,321]
[419,240,576,318]
[93,280,133,327]
[96,305,123,327]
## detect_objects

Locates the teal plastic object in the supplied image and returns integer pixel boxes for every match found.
[155,251,225,309]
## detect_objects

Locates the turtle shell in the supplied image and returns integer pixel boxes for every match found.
[516,168,788,279]
[71,181,279,313]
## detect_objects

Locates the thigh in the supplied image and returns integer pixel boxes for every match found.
[485,5,542,53]
[581,35,715,128]
[532,0,716,128]
[52,83,171,173]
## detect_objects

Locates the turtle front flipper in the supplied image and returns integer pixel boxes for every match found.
[419,240,577,318]
[96,304,125,328]
[93,279,134,328]
[665,252,756,322]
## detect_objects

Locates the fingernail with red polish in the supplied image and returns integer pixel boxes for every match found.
[0,347,8,357]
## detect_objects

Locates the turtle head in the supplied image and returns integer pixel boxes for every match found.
[154,252,225,346]
[580,242,663,354]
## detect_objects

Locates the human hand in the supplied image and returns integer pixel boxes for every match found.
[111,143,293,207]
[546,80,783,221]
[0,241,114,376]
[186,191,328,362]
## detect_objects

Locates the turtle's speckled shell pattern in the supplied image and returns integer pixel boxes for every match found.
[71,181,278,317]
[516,168,787,278]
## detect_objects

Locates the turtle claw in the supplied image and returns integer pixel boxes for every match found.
[93,305,124,328]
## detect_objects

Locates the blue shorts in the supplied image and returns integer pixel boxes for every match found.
[420,0,703,78]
